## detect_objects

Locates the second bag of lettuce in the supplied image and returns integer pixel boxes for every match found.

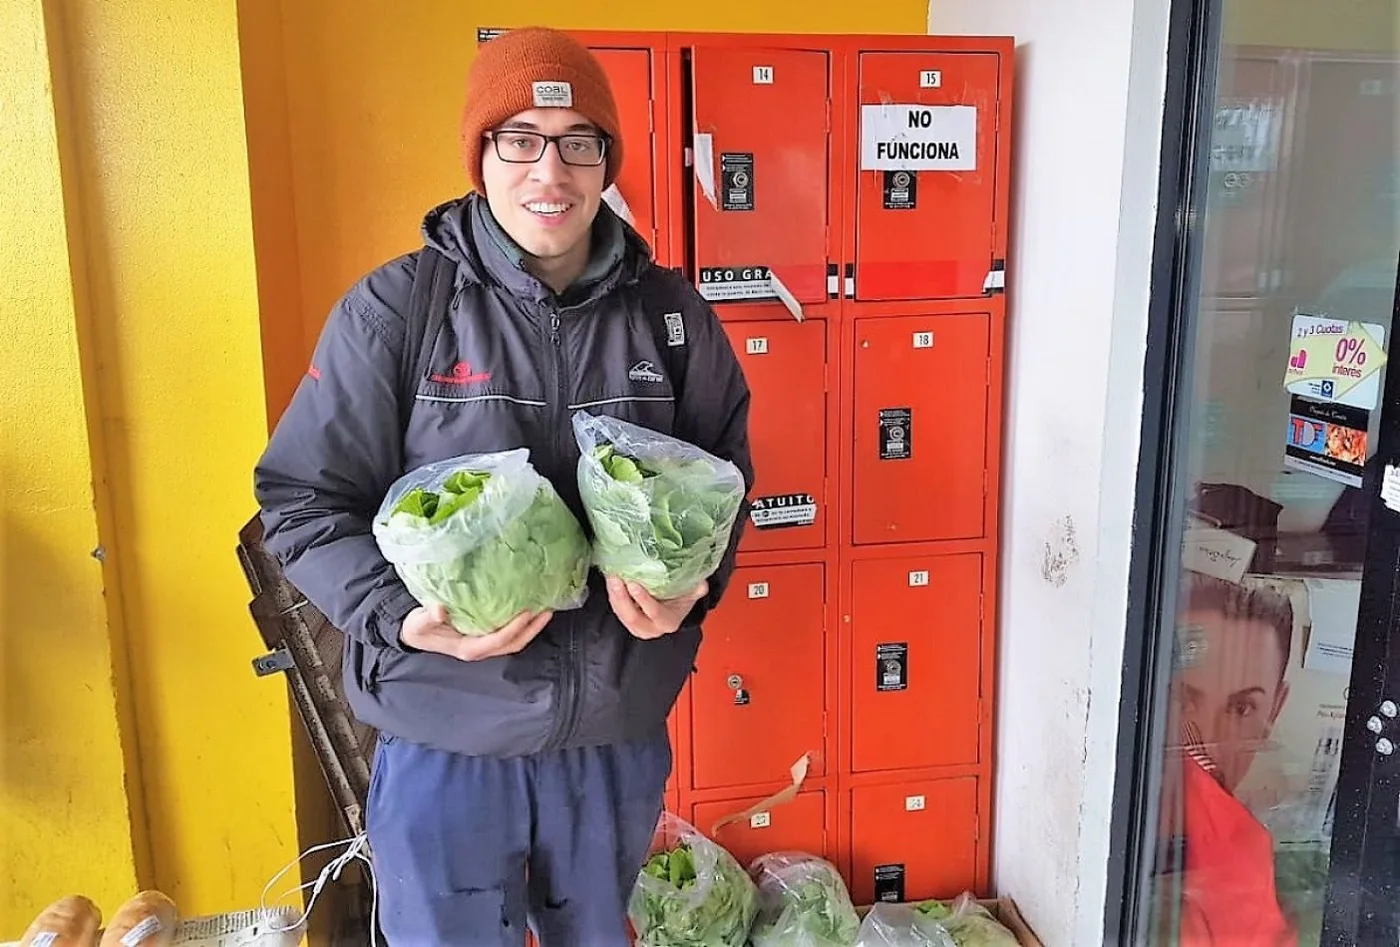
[572,412,746,601]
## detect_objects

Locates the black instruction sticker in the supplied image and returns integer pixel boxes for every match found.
[721,153,755,211]
[476,27,508,43]
[750,493,818,530]
[879,408,912,460]
[874,864,906,903]
[876,643,908,692]
[883,170,917,210]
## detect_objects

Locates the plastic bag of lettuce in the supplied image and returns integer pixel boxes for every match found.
[854,902,957,947]
[747,852,861,947]
[371,449,590,635]
[628,814,758,947]
[910,895,1019,946]
[573,412,746,601]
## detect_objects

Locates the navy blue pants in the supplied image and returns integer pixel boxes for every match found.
[366,731,671,946]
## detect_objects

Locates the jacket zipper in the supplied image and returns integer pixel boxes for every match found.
[545,308,583,749]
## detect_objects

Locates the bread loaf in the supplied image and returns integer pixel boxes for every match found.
[19,895,101,947]
[97,892,178,947]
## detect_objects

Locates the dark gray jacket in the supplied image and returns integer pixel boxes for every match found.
[253,193,754,757]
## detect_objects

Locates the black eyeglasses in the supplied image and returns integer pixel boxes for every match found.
[484,130,609,167]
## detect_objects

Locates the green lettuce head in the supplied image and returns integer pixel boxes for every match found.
[372,449,591,635]
[573,412,746,601]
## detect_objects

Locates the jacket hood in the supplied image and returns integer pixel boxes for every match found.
[420,192,654,308]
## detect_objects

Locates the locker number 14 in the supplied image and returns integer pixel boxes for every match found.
[753,65,774,84]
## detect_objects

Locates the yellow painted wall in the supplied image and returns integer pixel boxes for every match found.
[1227,0,1398,51]
[20,0,302,924]
[0,0,141,931]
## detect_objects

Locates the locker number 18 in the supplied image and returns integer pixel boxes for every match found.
[913,331,934,349]
[753,65,774,85]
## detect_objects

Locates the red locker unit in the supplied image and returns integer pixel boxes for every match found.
[564,27,1012,906]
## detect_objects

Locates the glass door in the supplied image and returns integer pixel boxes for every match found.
[1123,0,1400,943]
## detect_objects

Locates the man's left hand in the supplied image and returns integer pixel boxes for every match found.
[606,575,707,639]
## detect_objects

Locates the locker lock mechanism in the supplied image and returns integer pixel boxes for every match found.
[728,674,751,706]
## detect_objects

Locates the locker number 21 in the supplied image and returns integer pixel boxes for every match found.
[909,570,930,587]
[753,65,774,85]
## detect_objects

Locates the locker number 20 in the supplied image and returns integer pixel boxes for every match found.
[913,331,934,349]
[753,65,774,85]
[748,582,771,599]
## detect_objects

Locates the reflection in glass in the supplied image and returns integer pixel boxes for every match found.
[1142,2,1398,943]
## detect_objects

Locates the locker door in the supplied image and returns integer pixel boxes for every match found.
[852,313,989,545]
[854,51,1001,301]
[851,555,982,773]
[692,47,830,306]
[723,320,827,552]
[691,564,826,790]
[693,791,828,867]
[850,778,979,904]
[590,48,657,252]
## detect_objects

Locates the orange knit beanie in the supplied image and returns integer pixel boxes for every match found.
[460,27,623,194]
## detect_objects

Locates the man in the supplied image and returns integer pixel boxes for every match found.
[253,27,753,945]
[1173,570,1293,794]
[1165,571,1297,946]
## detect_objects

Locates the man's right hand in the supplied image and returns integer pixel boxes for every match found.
[399,604,552,662]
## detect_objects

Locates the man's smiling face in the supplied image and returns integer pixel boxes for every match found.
[480,107,607,268]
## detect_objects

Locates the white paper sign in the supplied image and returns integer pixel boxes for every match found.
[692,133,717,208]
[860,104,977,172]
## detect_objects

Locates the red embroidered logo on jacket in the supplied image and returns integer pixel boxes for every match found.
[431,361,492,385]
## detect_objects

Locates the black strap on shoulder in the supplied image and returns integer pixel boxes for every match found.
[400,247,453,429]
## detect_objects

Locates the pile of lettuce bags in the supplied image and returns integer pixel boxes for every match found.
[371,449,590,635]
[573,412,746,600]
[628,814,758,947]
[748,852,861,947]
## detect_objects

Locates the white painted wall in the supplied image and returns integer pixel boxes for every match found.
[925,0,1173,943]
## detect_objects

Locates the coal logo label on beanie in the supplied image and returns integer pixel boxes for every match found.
[532,81,574,108]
